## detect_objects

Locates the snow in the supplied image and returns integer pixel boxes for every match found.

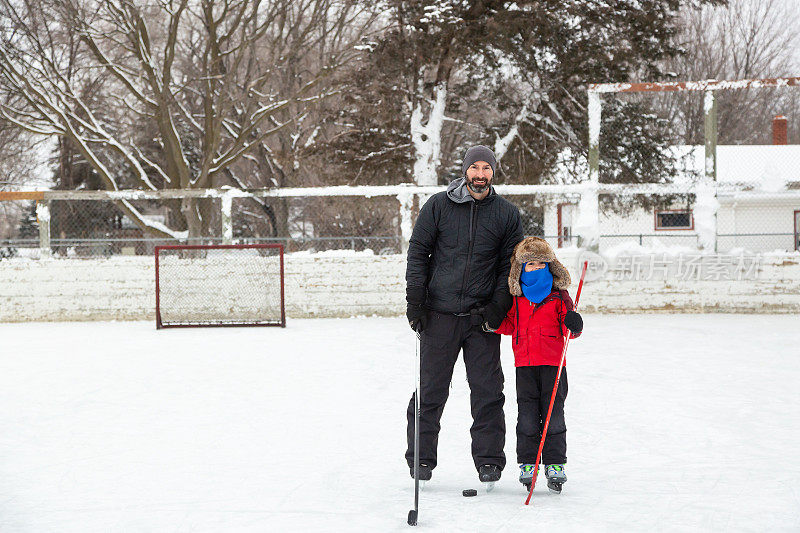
[589,76,800,94]
[2,316,799,531]
[123,199,188,240]
[410,83,447,186]
[419,3,458,25]
[703,89,715,115]
[33,201,49,223]
[587,91,601,156]
[602,239,698,259]
[398,192,414,252]
[573,183,600,248]
[287,248,376,257]
[574,90,602,249]
[649,144,800,190]
[494,104,528,162]
[714,145,800,187]
[693,181,719,251]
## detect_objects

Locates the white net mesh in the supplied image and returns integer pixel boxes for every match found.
[156,245,284,327]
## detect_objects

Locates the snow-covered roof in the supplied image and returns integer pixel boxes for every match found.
[550,144,799,191]
[673,145,800,189]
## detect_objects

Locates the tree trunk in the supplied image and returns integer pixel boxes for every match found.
[410,82,448,186]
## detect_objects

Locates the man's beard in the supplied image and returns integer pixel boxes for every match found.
[467,177,490,194]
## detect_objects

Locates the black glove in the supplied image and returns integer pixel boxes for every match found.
[564,310,583,334]
[469,306,485,327]
[482,302,506,331]
[407,303,427,333]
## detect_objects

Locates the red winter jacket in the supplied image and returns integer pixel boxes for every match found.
[495,289,581,367]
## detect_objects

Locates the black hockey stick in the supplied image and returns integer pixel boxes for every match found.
[407,332,421,526]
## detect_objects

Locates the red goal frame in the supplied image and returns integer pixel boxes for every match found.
[155,243,285,329]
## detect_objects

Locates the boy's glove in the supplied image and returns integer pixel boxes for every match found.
[564,310,583,334]
[407,303,427,333]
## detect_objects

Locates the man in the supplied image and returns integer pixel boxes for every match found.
[405,145,523,484]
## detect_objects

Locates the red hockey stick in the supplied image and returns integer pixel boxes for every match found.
[525,260,588,505]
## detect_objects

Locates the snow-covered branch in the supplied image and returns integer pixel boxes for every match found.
[494,104,529,162]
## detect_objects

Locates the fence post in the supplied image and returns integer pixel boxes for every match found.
[220,192,233,245]
[575,90,602,251]
[696,88,719,252]
[36,200,51,259]
[398,192,414,255]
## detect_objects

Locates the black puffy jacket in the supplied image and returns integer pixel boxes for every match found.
[406,178,523,314]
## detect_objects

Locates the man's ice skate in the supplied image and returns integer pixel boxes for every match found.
[544,464,567,493]
[478,464,501,492]
[519,463,537,491]
[410,463,432,489]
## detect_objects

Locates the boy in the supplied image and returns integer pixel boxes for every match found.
[488,237,583,493]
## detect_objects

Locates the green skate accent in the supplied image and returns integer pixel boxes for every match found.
[544,464,567,483]
[519,463,537,483]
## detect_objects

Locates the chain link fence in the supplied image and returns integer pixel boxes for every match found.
[594,79,800,254]
[0,194,407,259]
[231,195,402,254]
[1,185,798,259]
[0,199,36,258]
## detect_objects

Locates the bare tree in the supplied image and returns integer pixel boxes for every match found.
[205,0,383,237]
[0,104,50,190]
[0,67,57,241]
[0,107,53,241]
[659,0,800,144]
[0,0,375,239]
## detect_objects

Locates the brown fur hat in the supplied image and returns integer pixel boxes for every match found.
[508,237,571,296]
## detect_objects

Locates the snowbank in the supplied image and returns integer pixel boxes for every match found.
[1,250,799,322]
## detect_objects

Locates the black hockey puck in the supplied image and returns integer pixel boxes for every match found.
[462,489,478,497]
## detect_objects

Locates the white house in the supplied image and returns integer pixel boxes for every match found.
[544,135,800,254]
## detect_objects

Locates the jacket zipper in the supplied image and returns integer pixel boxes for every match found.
[459,201,478,312]
[528,301,538,366]
[519,294,558,366]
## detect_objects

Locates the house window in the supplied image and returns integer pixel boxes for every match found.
[655,210,693,230]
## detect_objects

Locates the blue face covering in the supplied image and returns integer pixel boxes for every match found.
[520,263,553,304]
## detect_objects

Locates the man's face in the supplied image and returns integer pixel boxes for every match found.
[465,160,493,194]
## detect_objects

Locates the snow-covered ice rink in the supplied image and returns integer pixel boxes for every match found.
[1,315,799,532]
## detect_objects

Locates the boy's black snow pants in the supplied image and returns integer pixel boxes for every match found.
[515,365,568,465]
[405,311,506,472]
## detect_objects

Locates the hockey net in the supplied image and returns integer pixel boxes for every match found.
[155,244,285,328]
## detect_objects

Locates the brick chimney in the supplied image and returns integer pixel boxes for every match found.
[772,115,788,145]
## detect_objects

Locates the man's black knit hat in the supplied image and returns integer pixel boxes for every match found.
[461,145,497,177]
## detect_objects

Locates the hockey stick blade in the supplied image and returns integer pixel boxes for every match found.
[407,509,418,526]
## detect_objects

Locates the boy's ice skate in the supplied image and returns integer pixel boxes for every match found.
[519,463,538,491]
[544,464,567,493]
[478,464,501,492]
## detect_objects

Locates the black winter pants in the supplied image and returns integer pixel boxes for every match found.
[516,365,568,465]
[405,311,506,471]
